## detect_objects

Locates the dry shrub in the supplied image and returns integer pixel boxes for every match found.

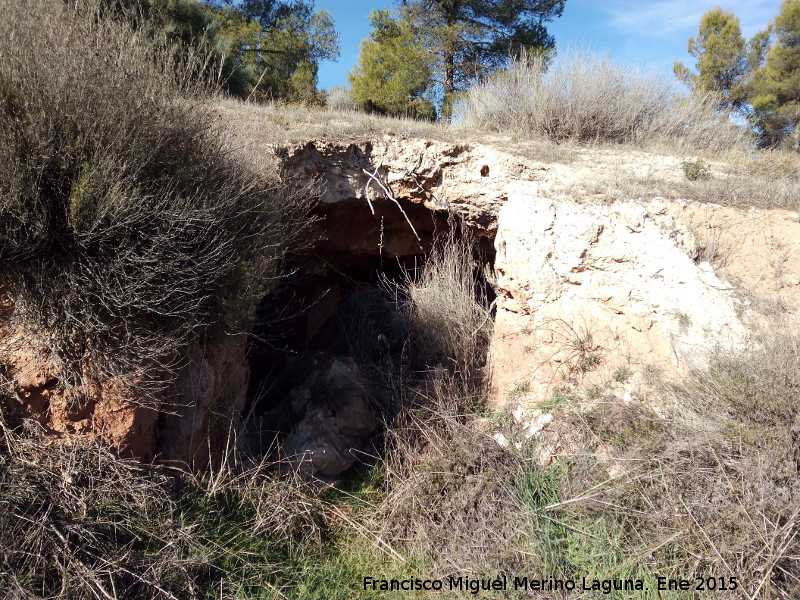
[570,330,800,599]
[367,227,526,576]
[0,0,309,403]
[689,221,738,268]
[0,420,184,599]
[376,377,528,577]
[326,86,358,112]
[741,149,800,180]
[395,228,493,383]
[0,407,328,599]
[461,48,747,150]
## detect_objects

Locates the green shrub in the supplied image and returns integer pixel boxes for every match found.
[681,158,711,180]
[612,366,632,383]
[0,0,309,401]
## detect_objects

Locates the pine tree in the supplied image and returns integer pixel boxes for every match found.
[348,10,435,120]
[673,8,764,113]
[748,0,800,147]
[399,0,565,122]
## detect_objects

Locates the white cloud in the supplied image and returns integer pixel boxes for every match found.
[600,0,777,39]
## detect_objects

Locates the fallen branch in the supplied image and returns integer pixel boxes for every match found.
[362,167,422,245]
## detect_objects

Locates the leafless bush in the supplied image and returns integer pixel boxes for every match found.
[0,0,310,403]
[0,419,180,599]
[461,48,748,150]
[690,221,737,267]
[394,228,493,384]
[326,86,358,112]
[366,228,524,575]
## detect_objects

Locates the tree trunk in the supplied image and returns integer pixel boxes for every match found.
[439,0,460,123]
[443,49,455,122]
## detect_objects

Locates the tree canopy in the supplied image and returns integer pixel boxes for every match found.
[107,0,340,103]
[748,0,800,148]
[673,8,763,113]
[348,10,435,120]
[399,0,566,121]
[208,0,339,102]
[678,1,800,148]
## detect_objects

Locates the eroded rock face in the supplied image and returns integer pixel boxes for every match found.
[1,316,248,469]
[157,331,249,469]
[276,353,376,477]
[3,337,161,460]
[6,133,800,472]
[487,187,748,409]
[670,202,800,313]
[5,341,161,460]
[275,138,787,417]
[276,138,534,228]
[275,138,545,264]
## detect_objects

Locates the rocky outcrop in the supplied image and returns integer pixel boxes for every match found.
[275,137,800,414]
[4,340,160,459]
[276,137,542,229]
[157,331,249,469]
[5,133,800,472]
[487,187,751,408]
[275,138,546,266]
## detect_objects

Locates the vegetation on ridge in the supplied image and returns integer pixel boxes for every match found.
[0,0,309,400]
[461,48,745,149]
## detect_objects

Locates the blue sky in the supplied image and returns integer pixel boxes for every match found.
[313,0,781,91]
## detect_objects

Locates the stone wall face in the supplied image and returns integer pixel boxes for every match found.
[2,329,161,460]
[275,140,791,411]
[156,331,250,469]
[487,189,748,410]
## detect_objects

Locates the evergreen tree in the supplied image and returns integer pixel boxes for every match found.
[111,0,340,103]
[399,0,565,121]
[348,10,435,120]
[673,8,761,112]
[748,0,800,147]
[219,0,339,103]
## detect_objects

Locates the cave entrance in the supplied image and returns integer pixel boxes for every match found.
[242,194,495,478]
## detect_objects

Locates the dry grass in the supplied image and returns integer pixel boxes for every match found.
[542,325,800,599]
[0,390,400,599]
[540,144,800,212]
[339,230,522,579]
[393,228,493,384]
[677,150,800,211]
[0,413,331,599]
[460,48,748,151]
[219,99,454,153]
[376,376,529,579]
